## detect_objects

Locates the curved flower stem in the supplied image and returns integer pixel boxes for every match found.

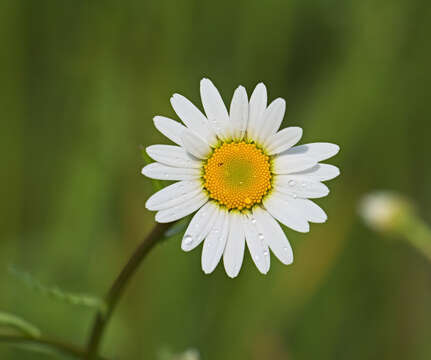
[86,222,172,359]
[0,334,107,360]
[399,213,431,262]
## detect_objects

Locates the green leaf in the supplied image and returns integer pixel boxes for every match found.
[0,312,41,338]
[9,342,63,358]
[8,266,106,313]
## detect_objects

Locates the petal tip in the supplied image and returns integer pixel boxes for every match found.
[202,268,212,275]
[145,145,154,156]
[181,241,193,252]
[226,271,238,279]
[200,77,212,86]
[155,212,173,223]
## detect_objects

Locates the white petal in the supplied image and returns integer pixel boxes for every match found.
[146,145,201,168]
[182,201,219,251]
[294,198,327,223]
[170,94,217,146]
[181,129,212,159]
[257,98,286,144]
[252,207,293,265]
[153,116,186,146]
[229,86,248,140]
[263,195,310,233]
[201,209,229,274]
[141,163,200,181]
[274,195,327,223]
[155,191,208,223]
[265,127,303,155]
[273,154,317,174]
[275,175,329,199]
[247,83,267,140]
[290,163,340,182]
[200,78,230,139]
[223,212,245,278]
[286,143,340,161]
[243,214,270,274]
[145,180,202,211]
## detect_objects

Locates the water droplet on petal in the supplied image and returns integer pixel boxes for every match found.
[184,235,193,245]
[258,233,264,240]
[288,180,296,187]
[251,217,257,224]
[283,246,289,251]
[263,250,269,256]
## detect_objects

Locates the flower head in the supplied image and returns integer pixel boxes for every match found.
[359,191,412,232]
[142,78,340,277]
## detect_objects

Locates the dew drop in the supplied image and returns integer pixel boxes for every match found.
[283,246,289,251]
[258,233,264,240]
[288,180,296,187]
[184,235,193,245]
[255,255,260,261]
[263,250,269,256]
[301,181,307,187]
[251,217,257,224]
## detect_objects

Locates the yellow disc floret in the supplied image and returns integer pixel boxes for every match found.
[203,142,272,210]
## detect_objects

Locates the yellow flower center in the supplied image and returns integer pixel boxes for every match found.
[203,142,272,210]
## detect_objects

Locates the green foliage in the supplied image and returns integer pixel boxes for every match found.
[8,266,106,313]
[0,312,40,338]
[8,343,66,359]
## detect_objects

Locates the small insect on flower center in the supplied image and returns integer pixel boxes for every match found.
[203,142,272,210]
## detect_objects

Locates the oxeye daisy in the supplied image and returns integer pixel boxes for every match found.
[142,78,340,277]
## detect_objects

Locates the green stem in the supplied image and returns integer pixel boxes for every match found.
[86,222,172,359]
[0,334,107,360]
[400,214,431,262]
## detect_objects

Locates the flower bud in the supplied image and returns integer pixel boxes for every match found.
[359,191,412,232]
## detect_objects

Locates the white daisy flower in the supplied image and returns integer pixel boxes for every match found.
[142,78,340,277]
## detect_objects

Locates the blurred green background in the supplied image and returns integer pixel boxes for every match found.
[1,0,431,359]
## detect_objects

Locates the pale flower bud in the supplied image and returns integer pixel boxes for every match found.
[359,191,411,232]
[179,349,200,360]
